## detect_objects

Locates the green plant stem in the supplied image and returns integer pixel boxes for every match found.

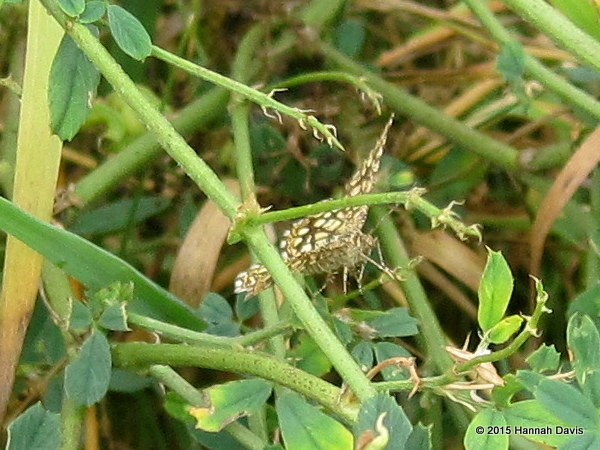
[40,0,239,219]
[229,24,262,201]
[74,87,228,205]
[370,207,452,373]
[236,190,480,242]
[463,0,600,122]
[230,98,256,203]
[319,43,520,170]
[60,396,83,450]
[148,365,265,450]
[129,311,292,348]
[233,321,293,347]
[112,342,358,423]
[270,71,382,113]
[501,0,600,75]
[128,313,231,346]
[229,25,287,367]
[151,45,343,151]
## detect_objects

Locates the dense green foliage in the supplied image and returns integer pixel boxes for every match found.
[2,0,600,449]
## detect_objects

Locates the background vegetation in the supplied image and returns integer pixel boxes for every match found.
[1,0,600,449]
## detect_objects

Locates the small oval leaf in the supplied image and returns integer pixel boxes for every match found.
[78,1,106,24]
[107,5,152,60]
[64,330,112,406]
[49,30,101,140]
[58,0,85,17]
[487,315,523,344]
[7,403,60,450]
[478,248,514,331]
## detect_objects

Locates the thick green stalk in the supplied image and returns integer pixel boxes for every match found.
[370,208,452,372]
[319,43,520,170]
[112,342,358,423]
[40,0,239,219]
[502,0,600,75]
[463,0,600,122]
[229,26,287,382]
[60,397,83,450]
[242,227,377,400]
[74,88,228,204]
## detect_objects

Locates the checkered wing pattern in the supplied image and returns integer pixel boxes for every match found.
[234,117,393,297]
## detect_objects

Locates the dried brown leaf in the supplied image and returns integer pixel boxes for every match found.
[169,179,240,307]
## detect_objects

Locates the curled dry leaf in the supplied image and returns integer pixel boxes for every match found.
[169,179,240,307]
[530,126,600,280]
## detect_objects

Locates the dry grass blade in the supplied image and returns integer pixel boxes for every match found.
[0,3,63,424]
[409,229,485,292]
[169,179,240,307]
[529,126,600,282]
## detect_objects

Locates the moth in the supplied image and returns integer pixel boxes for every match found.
[235,117,394,298]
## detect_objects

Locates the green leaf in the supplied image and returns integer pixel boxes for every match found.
[22,301,65,365]
[58,0,85,17]
[88,282,134,317]
[487,315,523,344]
[70,196,171,235]
[65,330,112,406]
[526,344,561,373]
[535,379,600,429]
[198,293,233,324]
[491,374,523,407]
[277,392,353,450]
[550,0,600,42]
[405,423,432,450]
[351,341,374,368]
[107,5,152,60]
[367,307,418,338]
[478,248,514,331]
[567,283,600,329]
[373,342,412,381]
[558,432,600,450]
[464,408,508,450]
[288,334,332,377]
[69,300,93,330]
[78,1,106,24]
[504,400,571,446]
[334,18,366,58]
[567,313,600,384]
[49,30,101,140]
[109,368,152,393]
[6,403,60,450]
[496,39,525,85]
[0,196,205,330]
[188,379,272,432]
[235,293,259,321]
[580,370,600,408]
[332,317,353,345]
[354,393,412,450]
[99,303,130,331]
[515,370,546,392]
[199,293,239,336]
[203,321,240,337]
